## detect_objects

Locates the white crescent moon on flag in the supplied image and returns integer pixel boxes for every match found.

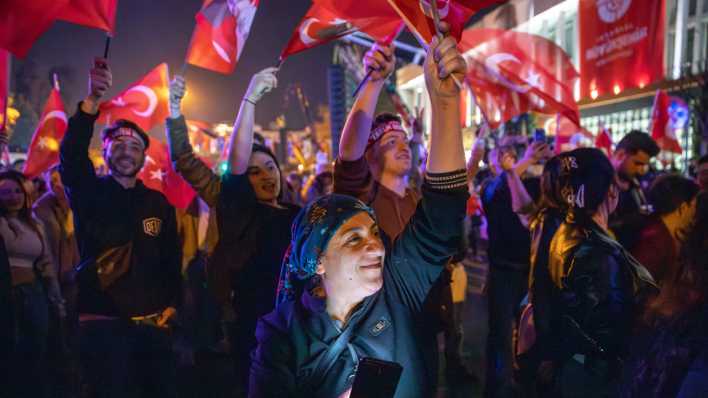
[485,53,530,94]
[127,85,158,118]
[299,18,321,46]
[41,110,67,126]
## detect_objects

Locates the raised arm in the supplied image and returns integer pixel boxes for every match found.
[228,67,278,175]
[59,58,111,194]
[506,169,535,228]
[338,43,395,161]
[166,75,222,207]
[424,24,466,174]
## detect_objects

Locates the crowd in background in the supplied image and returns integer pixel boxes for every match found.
[1,29,708,398]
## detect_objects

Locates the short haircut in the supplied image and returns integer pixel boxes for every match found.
[648,174,699,215]
[101,119,150,149]
[616,130,660,157]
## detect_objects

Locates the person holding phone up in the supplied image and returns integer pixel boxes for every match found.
[248,23,468,398]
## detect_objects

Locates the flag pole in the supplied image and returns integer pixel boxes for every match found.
[103,33,112,59]
[429,0,462,90]
[53,73,60,92]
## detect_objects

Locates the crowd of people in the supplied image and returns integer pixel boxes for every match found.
[1,23,707,398]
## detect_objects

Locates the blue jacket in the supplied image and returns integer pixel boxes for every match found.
[249,185,467,398]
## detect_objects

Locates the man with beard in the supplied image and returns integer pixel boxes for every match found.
[608,131,660,249]
[59,58,181,398]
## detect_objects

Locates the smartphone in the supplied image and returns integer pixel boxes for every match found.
[350,357,403,398]
[533,128,546,143]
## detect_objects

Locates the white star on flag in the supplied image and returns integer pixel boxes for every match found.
[525,71,542,89]
[150,168,167,182]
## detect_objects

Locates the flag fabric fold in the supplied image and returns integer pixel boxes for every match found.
[460,28,580,130]
[0,0,69,58]
[0,50,9,134]
[650,89,684,154]
[24,88,67,178]
[186,0,259,74]
[595,125,613,157]
[140,138,197,209]
[98,63,170,132]
[57,0,118,34]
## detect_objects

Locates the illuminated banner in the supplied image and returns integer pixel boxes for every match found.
[579,0,665,99]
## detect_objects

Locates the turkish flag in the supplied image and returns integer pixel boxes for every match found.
[24,88,67,178]
[186,0,259,74]
[281,1,402,60]
[387,0,502,45]
[140,138,197,209]
[595,125,613,157]
[98,63,169,132]
[579,0,665,98]
[460,28,580,129]
[650,90,682,154]
[57,0,118,33]
[0,50,9,134]
[0,0,69,58]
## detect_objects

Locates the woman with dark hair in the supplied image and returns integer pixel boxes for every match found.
[1,170,64,397]
[545,148,657,397]
[507,151,569,394]
[620,192,708,397]
[166,68,300,395]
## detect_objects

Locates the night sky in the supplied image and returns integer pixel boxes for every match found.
[24,0,334,128]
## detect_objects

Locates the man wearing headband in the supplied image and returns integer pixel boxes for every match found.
[59,59,181,397]
[334,41,418,240]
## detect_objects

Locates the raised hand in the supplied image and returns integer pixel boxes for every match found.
[424,22,466,100]
[83,57,112,114]
[244,67,279,104]
[169,75,186,118]
[363,42,396,82]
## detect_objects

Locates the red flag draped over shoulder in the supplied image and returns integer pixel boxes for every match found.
[579,0,665,98]
[387,0,503,45]
[57,0,118,33]
[140,138,197,209]
[186,0,259,74]
[24,87,67,179]
[460,28,580,129]
[0,0,70,58]
[98,63,170,132]
[281,1,403,60]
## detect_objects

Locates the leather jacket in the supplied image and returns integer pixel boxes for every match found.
[547,218,657,361]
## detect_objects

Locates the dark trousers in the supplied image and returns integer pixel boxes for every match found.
[485,264,528,398]
[79,319,177,398]
[8,282,49,398]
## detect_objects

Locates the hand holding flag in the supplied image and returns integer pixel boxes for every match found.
[424,22,466,100]
[82,57,112,114]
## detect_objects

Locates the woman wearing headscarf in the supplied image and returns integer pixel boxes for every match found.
[248,28,468,398]
[1,170,65,397]
[545,148,657,397]
[166,68,300,395]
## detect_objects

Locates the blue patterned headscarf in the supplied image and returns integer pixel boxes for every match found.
[276,194,376,307]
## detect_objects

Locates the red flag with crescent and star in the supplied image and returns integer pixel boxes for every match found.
[57,0,118,33]
[460,28,580,129]
[186,0,259,74]
[386,0,503,45]
[98,63,169,132]
[139,137,197,209]
[24,87,67,178]
[281,1,403,60]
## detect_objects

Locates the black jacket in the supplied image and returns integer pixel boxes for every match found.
[59,104,181,317]
[546,219,657,361]
[249,184,467,398]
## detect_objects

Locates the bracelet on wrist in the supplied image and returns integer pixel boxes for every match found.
[243,97,257,106]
